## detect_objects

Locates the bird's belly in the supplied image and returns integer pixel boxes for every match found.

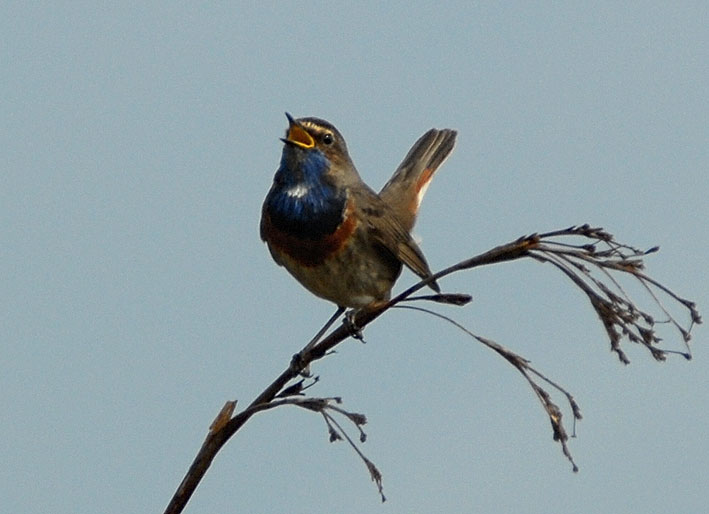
[274,232,402,309]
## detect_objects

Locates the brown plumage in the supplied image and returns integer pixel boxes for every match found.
[261,114,457,310]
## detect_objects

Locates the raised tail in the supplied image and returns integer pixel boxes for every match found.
[379,128,457,232]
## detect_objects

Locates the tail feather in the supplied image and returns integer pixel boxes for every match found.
[380,128,457,232]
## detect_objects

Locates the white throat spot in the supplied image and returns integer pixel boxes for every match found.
[286,184,310,198]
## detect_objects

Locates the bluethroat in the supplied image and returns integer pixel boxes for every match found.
[261,114,456,330]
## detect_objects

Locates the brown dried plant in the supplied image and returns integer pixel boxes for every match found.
[164,225,700,513]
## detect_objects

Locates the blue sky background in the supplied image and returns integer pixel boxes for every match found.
[3,2,707,513]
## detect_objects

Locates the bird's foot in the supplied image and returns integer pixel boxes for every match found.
[290,351,312,377]
[344,310,366,343]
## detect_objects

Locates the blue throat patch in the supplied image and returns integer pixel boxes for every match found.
[266,149,347,239]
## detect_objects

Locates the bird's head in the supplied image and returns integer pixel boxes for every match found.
[280,113,359,187]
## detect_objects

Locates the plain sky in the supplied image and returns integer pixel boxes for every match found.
[2,2,707,513]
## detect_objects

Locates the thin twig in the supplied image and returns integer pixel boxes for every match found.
[395,304,581,471]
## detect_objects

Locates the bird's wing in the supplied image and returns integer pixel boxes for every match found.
[352,187,440,292]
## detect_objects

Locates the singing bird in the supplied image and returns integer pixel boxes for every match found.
[261,114,456,329]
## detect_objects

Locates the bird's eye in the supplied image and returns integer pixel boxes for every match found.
[322,133,334,145]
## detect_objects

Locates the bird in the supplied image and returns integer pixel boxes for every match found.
[260,113,457,340]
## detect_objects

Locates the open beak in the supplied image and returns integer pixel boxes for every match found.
[281,112,315,149]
